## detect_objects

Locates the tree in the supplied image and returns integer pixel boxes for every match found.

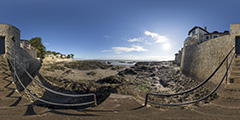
[70,54,74,59]
[67,54,71,58]
[46,51,51,56]
[51,51,57,56]
[29,37,46,60]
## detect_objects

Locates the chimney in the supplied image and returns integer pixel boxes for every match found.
[204,26,207,30]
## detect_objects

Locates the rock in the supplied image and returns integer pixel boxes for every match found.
[64,61,110,70]
[123,68,138,75]
[159,79,168,87]
[141,66,148,71]
[152,76,160,80]
[97,76,125,84]
[86,71,96,76]
[118,71,125,76]
[150,73,156,77]
[63,70,73,75]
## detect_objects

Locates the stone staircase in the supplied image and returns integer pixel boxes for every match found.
[226,57,240,90]
[0,56,49,119]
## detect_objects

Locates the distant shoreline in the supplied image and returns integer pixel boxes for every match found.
[75,59,175,66]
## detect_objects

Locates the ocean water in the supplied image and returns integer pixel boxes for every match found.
[105,60,136,66]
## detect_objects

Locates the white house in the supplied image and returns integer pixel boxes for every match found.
[184,26,230,46]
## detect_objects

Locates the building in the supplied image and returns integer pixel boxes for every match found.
[173,24,240,88]
[176,26,231,67]
[184,26,230,46]
[20,39,30,48]
[20,39,37,58]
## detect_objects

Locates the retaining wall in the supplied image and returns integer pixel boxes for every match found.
[180,24,240,87]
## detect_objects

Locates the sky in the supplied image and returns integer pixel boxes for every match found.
[0,0,240,61]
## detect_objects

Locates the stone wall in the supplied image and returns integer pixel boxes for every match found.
[180,25,237,87]
[174,48,182,66]
[21,47,38,59]
[0,24,41,92]
[0,24,21,54]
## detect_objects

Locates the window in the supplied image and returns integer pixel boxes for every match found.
[12,37,15,42]
[213,35,218,38]
[206,36,209,40]
[0,36,5,54]
[192,30,195,35]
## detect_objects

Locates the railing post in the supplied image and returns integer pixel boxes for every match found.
[226,57,228,84]
[93,94,97,106]
[13,45,16,83]
[144,93,149,106]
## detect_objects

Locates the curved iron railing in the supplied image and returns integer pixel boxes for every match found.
[145,46,235,106]
[6,46,97,107]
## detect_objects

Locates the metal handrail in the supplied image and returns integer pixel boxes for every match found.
[145,46,235,106]
[9,53,96,97]
[147,46,235,97]
[6,46,97,106]
[13,65,95,106]
[19,60,95,97]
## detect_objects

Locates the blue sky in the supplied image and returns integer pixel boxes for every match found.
[0,0,239,60]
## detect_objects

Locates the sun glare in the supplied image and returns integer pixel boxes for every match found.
[162,42,171,50]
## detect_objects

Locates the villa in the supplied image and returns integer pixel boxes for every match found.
[184,26,230,46]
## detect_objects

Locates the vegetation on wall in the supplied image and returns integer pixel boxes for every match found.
[45,50,74,59]
[29,37,46,60]
[29,37,74,59]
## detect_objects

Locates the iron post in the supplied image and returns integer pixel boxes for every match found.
[144,93,149,106]
[226,57,228,84]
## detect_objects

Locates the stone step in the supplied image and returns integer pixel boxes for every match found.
[232,62,240,66]
[225,84,240,91]
[0,89,20,98]
[218,91,240,99]
[228,78,240,83]
[232,66,240,71]
[230,71,240,76]
[0,97,31,107]
[0,105,48,117]
[234,59,240,63]
[229,74,240,79]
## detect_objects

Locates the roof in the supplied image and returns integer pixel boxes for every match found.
[205,31,230,35]
[0,23,20,32]
[188,26,209,35]
[20,39,30,44]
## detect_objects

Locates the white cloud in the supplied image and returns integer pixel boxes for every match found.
[100,55,174,61]
[144,31,168,43]
[127,38,143,42]
[101,50,113,52]
[144,41,152,45]
[104,35,111,38]
[102,45,148,54]
[44,42,49,46]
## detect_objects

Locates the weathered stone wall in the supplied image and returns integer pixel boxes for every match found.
[0,24,21,54]
[180,27,235,87]
[174,48,182,66]
[0,24,41,92]
[21,47,38,59]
